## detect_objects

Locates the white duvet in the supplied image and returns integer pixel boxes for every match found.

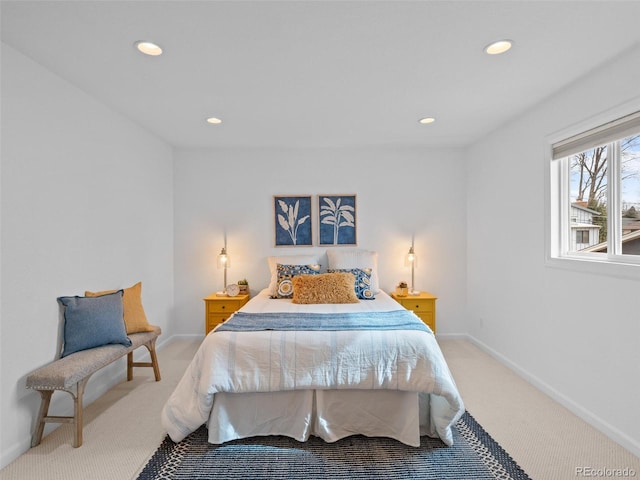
[161,290,464,446]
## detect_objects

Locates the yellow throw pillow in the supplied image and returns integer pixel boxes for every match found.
[85,282,154,334]
[292,272,359,304]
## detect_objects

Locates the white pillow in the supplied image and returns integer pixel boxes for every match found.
[267,254,322,297]
[326,249,380,293]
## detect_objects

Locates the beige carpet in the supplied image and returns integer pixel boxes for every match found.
[439,339,640,479]
[1,338,638,480]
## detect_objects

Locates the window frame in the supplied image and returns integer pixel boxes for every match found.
[546,101,640,279]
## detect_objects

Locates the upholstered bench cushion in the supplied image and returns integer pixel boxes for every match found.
[26,326,161,391]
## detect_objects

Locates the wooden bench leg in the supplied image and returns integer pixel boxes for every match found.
[127,351,134,381]
[127,339,161,382]
[32,390,53,447]
[31,379,88,448]
[148,340,161,381]
[74,379,88,447]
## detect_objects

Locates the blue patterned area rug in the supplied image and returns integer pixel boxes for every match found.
[137,411,531,480]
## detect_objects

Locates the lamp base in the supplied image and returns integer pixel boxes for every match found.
[409,290,421,296]
[215,291,228,297]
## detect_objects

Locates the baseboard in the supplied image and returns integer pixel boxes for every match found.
[159,333,204,345]
[435,332,468,340]
[465,334,640,458]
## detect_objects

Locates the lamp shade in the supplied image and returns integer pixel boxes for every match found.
[217,247,230,269]
[405,246,417,267]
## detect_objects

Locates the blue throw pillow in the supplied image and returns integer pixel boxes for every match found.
[328,268,375,299]
[58,290,132,357]
[274,263,321,298]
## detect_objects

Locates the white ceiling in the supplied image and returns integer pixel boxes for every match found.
[3,1,640,149]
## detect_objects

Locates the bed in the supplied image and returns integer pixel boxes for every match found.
[161,251,465,448]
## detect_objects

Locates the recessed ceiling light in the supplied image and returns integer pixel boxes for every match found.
[206,117,223,124]
[134,41,163,56]
[484,40,513,55]
[419,117,436,124]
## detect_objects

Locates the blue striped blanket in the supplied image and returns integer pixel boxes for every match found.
[215,310,432,333]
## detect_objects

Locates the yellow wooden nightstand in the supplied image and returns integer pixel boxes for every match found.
[391,291,437,333]
[203,293,250,334]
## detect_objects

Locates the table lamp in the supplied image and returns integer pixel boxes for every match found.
[405,246,419,295]
[216,247,230,296]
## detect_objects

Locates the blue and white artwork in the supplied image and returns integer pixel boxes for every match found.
[319,195,357,246]
[274,195,312,247]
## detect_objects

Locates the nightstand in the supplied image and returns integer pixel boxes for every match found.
[391,291,437,333]
[203,293,250,334]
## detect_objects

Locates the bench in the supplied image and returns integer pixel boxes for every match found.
[26,325,161,448]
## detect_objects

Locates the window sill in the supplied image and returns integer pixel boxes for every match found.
[545,255,640,281]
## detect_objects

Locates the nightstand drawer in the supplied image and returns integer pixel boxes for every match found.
[402,300,434,314]
[208,311,233,321]
[207,299,244,314]
[416,312,435,331]
[207,314,230,331]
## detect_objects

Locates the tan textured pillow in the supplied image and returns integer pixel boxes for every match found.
[85,281,154,334]
[292,272,359,304]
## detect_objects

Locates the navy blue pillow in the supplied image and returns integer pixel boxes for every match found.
[58,290,131,357]
[328,268,375,299]
[274,263,321,298]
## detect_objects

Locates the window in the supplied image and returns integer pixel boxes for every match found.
[550,111,640,266]
[576,230,589,244]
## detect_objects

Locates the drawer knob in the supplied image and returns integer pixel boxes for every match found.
[221,305,226,309]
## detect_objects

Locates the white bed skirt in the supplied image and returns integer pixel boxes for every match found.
[207,389,437,447]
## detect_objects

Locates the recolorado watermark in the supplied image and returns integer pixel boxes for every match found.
[576,467,637,477]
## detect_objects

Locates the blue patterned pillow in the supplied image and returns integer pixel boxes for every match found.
[275,263,321,298]
[328,268,375,299]
[58,291,132,357]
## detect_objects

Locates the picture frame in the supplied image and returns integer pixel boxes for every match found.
[273,195,313,247]
[318,194,357,246]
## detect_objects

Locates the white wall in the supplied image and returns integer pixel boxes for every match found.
[172,147,468,337]
[466,45,640,455]
[0,43,175,467]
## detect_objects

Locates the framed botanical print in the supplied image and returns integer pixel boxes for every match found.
[318,194,357,246]
[274,195,313,247]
